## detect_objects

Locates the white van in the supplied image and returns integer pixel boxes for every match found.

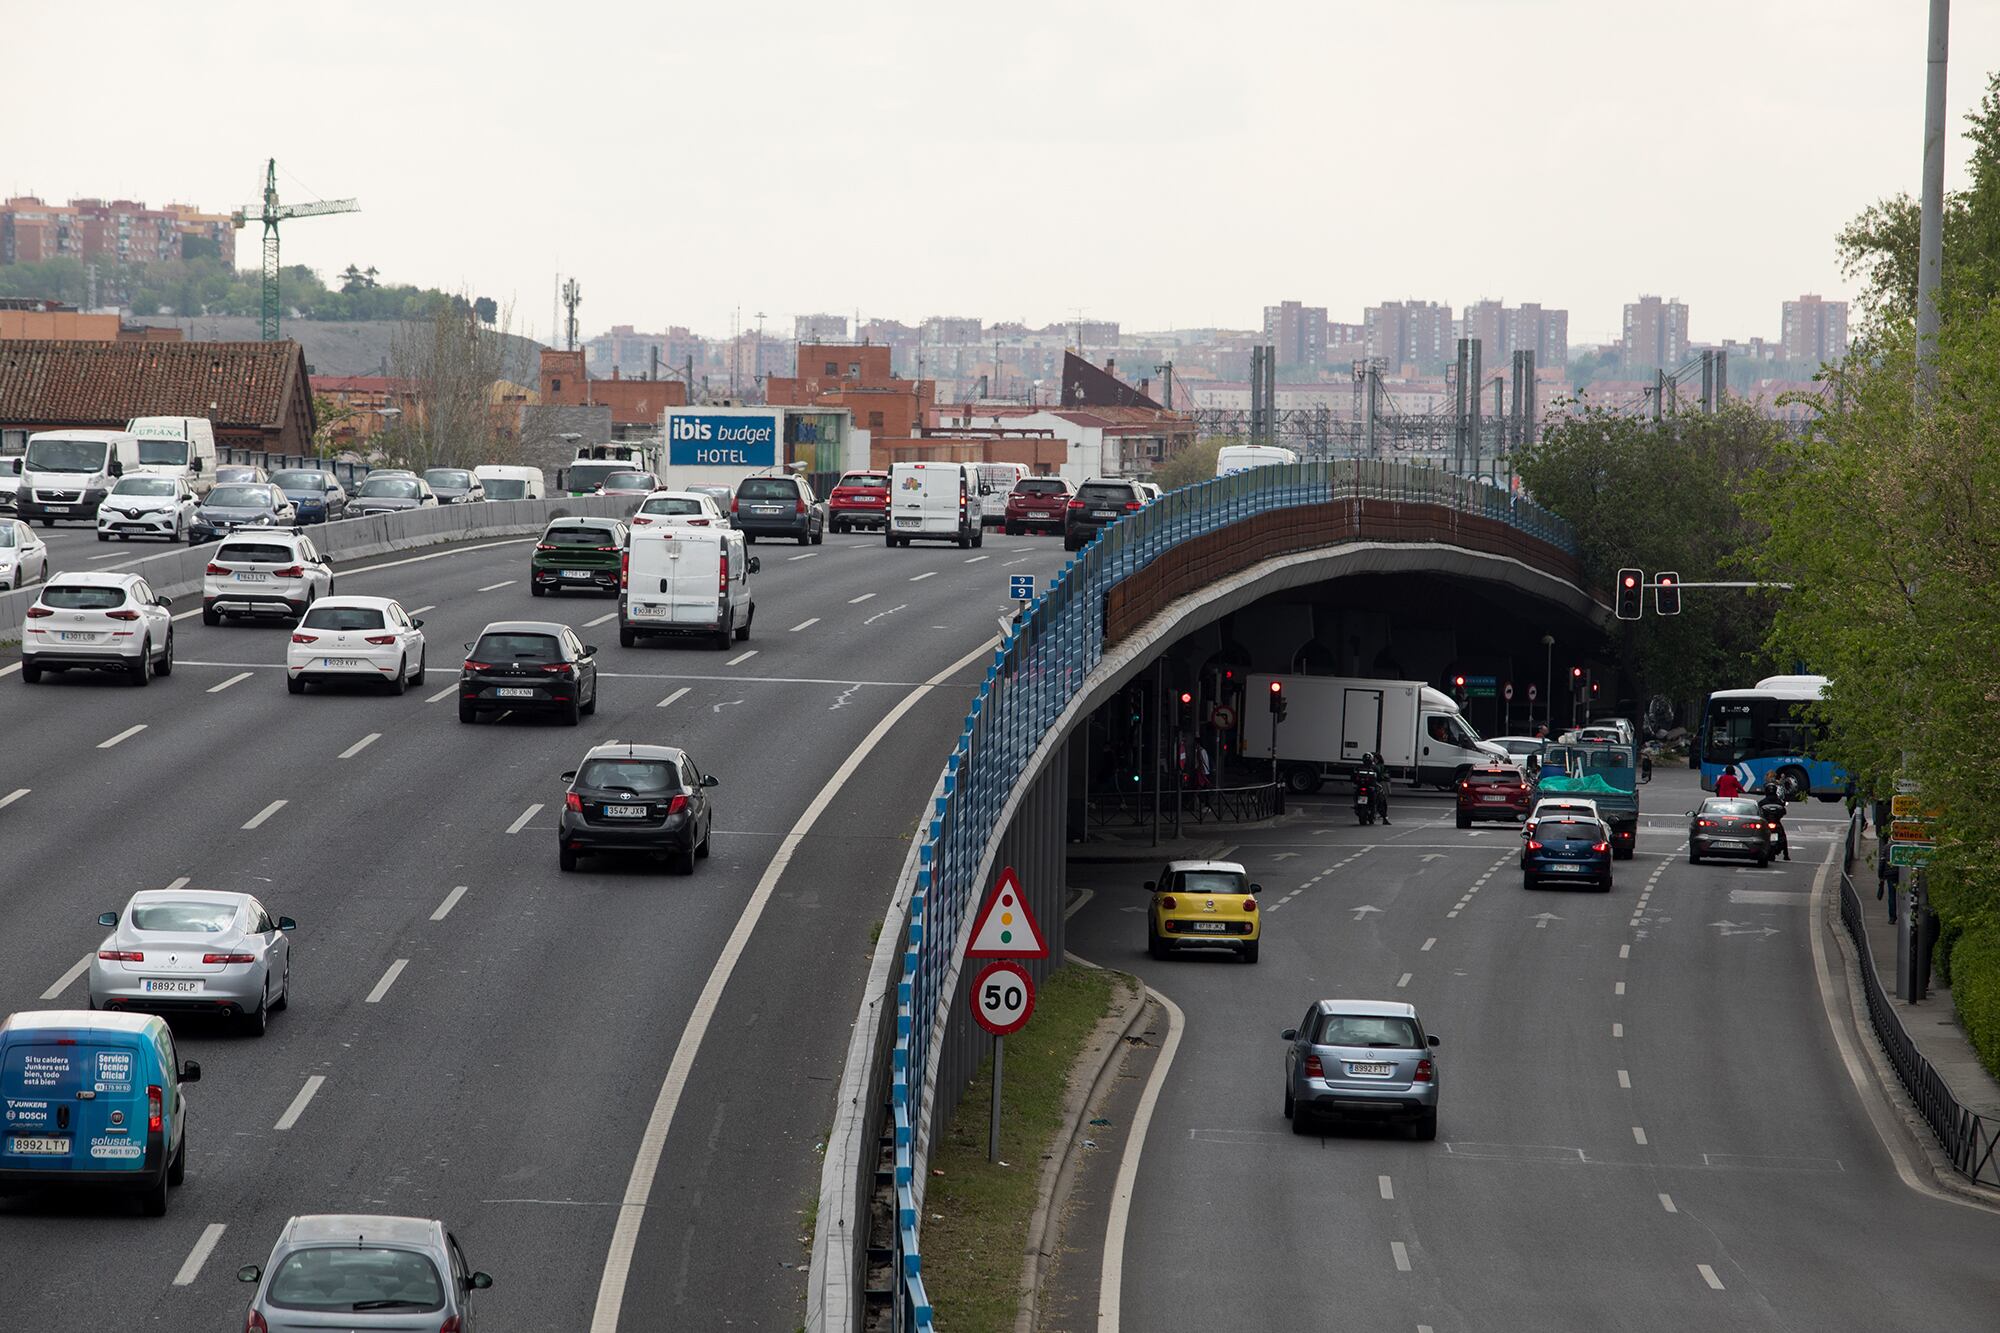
[620,525,760,650]
[1215,444,1300,476]
[126,416,218,496]
[18,430,142,526]
[975,462,1028,527]
[473,465,547,501]
[887,460,983,549]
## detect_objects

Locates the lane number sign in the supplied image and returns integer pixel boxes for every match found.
[970,959,1036,1036]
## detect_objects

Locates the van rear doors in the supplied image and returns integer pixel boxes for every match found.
[1,1024,152,1180]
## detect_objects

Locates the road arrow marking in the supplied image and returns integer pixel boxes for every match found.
[1720,926,1781,939]
[1351,905,1383,920]
[1422,854,1446,863]
[1530,912,1562,929]
[1707,920,1746,930]
[1272,852,1300,861]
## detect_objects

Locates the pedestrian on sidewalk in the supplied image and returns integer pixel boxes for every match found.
[1879,857,1900,923]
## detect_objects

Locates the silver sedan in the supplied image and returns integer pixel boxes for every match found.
[89,891,295,1036]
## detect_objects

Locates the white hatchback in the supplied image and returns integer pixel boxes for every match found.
[97,474,198,543]
[629,489,727,530]
[1523,797,1602,838]
[21,571,176,685]
[286,595,427,695]
[0,518,50,590]
[202,532,334,625]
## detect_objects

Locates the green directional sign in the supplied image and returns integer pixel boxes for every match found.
[1889,842,1934,868]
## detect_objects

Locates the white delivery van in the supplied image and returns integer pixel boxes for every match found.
[18,430,142,526]
[1215,444,1299,476]
[975,462,1028,527]
[125,416,219,496]
[620,525,760,650]
[887,460,983,549]
[473,465,547,501]
[1240,673,1507,792]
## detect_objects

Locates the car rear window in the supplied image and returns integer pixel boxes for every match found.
[1164,870,1248,894]
[358,477,421,499]
[1704,799,1763,816]
[131,901,236,933]
[1469,768,1520,782]
[302,605,387,631]
[40,584,127,610]
[738,478,796,499]
[214,469,261,484]
[838,473,889,489]
[1077,483,1135,504]
[112,477,178,496]
[265,1247,445,1313]
[577,759,683,793]
[473,633,561,661]
[424,469,473,488]
[216,542,297,565]
[639,497,707,515]
[1539,819,1601,841]
[603,471,654,490]
[1014,479,1067,495]
[270,471,330,490]
[1317,1014,1420,1048]
[542,525,620,548]
[208,485,272,507]
[482,478,529,499]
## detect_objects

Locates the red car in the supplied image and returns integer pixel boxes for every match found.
[1456,764,1531,828]
[828,471,890,533]
[1003,476,1076,535]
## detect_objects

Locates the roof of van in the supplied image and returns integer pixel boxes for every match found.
[27,429,136,443]
[1,1009,162,1037]
[473,465,545,478]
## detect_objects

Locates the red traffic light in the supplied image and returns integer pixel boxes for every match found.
[1269,681,1283,695]
[1178,691,1193,706]
[1571,666,1583,678]
[1658,573,1676,587]
[1622,573,1638,589]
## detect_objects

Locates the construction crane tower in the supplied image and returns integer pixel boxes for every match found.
[232,159,358,341]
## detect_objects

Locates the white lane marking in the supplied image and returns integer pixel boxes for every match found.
[1066,887,1095,920]
[965,555,989,563]
[426,684,456,703]
[87,551,124,561]
[848,593,876,604]
[172,1222,227,1286]
[1618,1069,1632,1089]
[0,662,17,676]
[431,885,469,921]
[338,733,381,760]
[97,724,147,750]
[1097,986,1184,1333]
[1698,1264,1724,1290]
[1660,1193,1678,1213]
[1613,1022,1624,1038]
[0,787,27,811]
[1012,545,1034,551]
[726,650,757,666]
[790,618,820,632]
[242,799,287,830]
[1615,981,1626,995]
[1620,943,1631,959]
[506,803,543,835]
[1633,1126,1649,1145]
[1397,972,1412,988]
[788,552,817,561]
[1420,937,1436,952]
[365,959,408,1004]
[1378,1175,1393,1200]
[207,671,253,694]
[166,876,189,891]
[477,580,515,592]
[657,686,691,709]
[408,605,435,616]
[909,571,936,582]
[173,608,202,620]
[41,955,90,1000]
[590,635,1008,1333]
[274,1075,325,1131]
[1391,1241,1412,1272]
[584,611,617,627]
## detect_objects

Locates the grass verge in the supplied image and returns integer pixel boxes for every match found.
[919,963,1131,1333]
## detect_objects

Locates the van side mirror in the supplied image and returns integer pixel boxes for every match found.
[747,556,761,574]
[277,916,296,931]
[190,457,203,473]
[109,460,123,477]
[1427,1035,1441,1048]
[180,1060,201,1084]
[701,774,719,788]
[237,1265,262,1284]
[98,912,118,927]
[582,645,598,657]
[561,771,577,782]
[470,1272,493,1290]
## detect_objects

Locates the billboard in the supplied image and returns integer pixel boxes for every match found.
[666,411,779,468]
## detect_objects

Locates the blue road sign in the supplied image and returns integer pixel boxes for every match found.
[1008,576,1035,601]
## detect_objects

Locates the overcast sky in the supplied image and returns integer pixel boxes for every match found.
[8,1,1997,347]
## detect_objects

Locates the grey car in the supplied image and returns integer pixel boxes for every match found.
[239,1214,491,1330]
[190,483,296,543]
[350,474,440,516]
[1282,999,1440,1140]
[213,464,269,486]
[423,467,486,504]
[88,890,295,1036]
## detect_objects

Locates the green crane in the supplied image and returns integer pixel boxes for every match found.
[232,158,358,341]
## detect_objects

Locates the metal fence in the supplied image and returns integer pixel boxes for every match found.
[1084,781,1283,829]
[1836,815,2000,1188]
[221,446,372,489]
[886,461,1577,1329]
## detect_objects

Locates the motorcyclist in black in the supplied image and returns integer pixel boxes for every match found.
[1758,778,1791,862]
[1355,751,1390,825]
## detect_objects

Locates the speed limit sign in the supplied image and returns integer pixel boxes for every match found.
[970,960,1036,1036]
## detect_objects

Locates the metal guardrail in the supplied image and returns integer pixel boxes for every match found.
[221,446,372,489]
[877,461,1578,1330]
[1836,814,2000,1188]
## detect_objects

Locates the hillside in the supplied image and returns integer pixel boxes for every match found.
[127,316,547,385]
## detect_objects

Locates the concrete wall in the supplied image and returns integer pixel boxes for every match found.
[1,494,635,646]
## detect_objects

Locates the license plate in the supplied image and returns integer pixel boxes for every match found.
[9,1135,67,1155]
[1031,511,1052,519]
[1094,509,1116,518]
[236,571,269,582]
[495,687,535,698]
[143,979,202,993]
[1549,863,1583,873]
[1348,1062,1393,1076]
[755,505,784,514]
[320,657,365,667]
[44,505,70,513]
[1481,794,1509,802]
[897,517,919,526]
[561,569,592,579]
[1711,838,1747,848]
[629,604,667,619]
[1191,921,1228,933]
[59,631,98,642]
[604,805,647,818]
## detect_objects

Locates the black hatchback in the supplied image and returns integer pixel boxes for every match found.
[459,621,599,726]
[732,475,826,545]
[558,741,718,874]
[1063,478,1146,551]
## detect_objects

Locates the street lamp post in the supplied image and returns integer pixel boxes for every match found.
[1541,634,1555,730]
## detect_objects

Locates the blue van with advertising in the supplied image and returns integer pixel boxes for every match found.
[0,1010,200,1216]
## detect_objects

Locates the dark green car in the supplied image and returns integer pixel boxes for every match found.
[531,517,629,597]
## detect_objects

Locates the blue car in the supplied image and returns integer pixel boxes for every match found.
[270,468,347,525]
[1520,814,1613,890]
[0,1010,201,1216]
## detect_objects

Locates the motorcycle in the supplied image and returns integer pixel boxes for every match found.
[1353,771,1379,826]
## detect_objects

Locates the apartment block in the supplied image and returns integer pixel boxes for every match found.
[1622,296,1689,374]
[1365,300,1455,374]
[1780,294,1848,366]
[795,313,850,343]
[0,196,237,267]
[1261,299,1329,369]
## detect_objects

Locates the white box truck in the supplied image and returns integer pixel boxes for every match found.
[126,416,219,496]
[1241,674,1506,793]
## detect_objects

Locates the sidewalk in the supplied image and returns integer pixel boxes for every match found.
[1852,836,2000,1121]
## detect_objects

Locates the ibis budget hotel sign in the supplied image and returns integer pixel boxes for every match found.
[667,412,779,468]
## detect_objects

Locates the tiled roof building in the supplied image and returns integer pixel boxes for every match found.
[0,339,316,454]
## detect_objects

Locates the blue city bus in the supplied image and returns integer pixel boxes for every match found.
[1697,674,1847,799]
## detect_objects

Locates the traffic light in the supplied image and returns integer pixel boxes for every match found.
[1451,673,1467,701]
[1615,567,1644,620]
[1655,571,1681,616]
[1179,691,1193,707]
[1268,680,1287,722]
[1590,680,1600,697]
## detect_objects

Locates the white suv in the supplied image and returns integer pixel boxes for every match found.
[21,572,176,685]
[97,474,198,544]
[202,531,334,626]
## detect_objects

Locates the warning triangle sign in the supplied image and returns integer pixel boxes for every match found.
[965,867,1048,960]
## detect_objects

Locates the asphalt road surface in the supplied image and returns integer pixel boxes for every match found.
[1065,771,2000,1332]
[0,526,1064,1331]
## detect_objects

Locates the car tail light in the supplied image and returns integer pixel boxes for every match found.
[99,949,143,961]
[147,1085,163,1133]
[1592,842,1609,853]
[245,1310,269,1333]
[25,606,53,618]
[271,565,303,578]
[633,516,653,525]
[565,792,583,812]
[1303,1053,1324,1079]
[105,608,140,621]
[1159,895,1177,911]
[621,549,630,589]
[462,660,491,671]
[438,1317,462,1333]
[1067,499,1084,509]
[719,552,729,593]
[1458,780,1469,790]
[1242,897,1256,912]
[1697,819,1713,828]
[1526,840,1543,851]
[667,794,689,815]
[795,498,806,514]
[538,663,574,677]
[364,634,397,645]
[1124,501,1142,511]
[1412,1059,1434,1083]
[536,543,557,551]
[690,517,710,526]
[206,562,231,575]
[594,545,619,552]
[731,496,740,513]
[291,633,318,644]
[203,952,256,964]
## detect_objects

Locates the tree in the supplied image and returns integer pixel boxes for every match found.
[1152,437,1222,492]
[387,294,519,470]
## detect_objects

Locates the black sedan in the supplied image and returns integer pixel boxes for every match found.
[1688,797,1774,865]
[458,621,599,726]
[558,741,717,874]
[270,469,348,524]
[190,483,296,543]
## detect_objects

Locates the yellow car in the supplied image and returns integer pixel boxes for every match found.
[1146,859,1261,963]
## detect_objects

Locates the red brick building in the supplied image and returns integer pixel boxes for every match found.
[0,340,315,454]
[766,342,934,438]
[1,197,237,267]
[538,349,686,435]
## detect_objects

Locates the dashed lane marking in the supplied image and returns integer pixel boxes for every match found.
[506,803,542,835]
[207,671,253,693]
[172,1223,227,1286]
[274,1075,325,1131]
[1391,1241,1412,1272]
[98,724,146,749]
[430,886,469,921]
[364,959,408,1004]
[40,956,89,1000]
[790,618,820,632]
[657,686,690,709]
[338,733,381,760]
[0,788,27,811]
[242,799,287,830]
[1698,1264,1724,1290]
[477,580,515,592]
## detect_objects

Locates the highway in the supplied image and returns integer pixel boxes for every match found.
[1065,773,2000,1331]
[0,526,1065,1330]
